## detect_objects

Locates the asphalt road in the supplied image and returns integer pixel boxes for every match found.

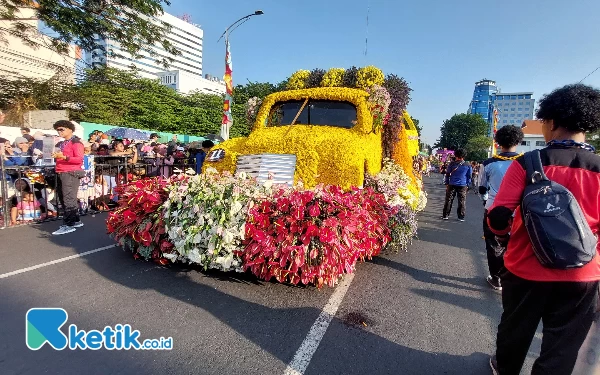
[0,176,540,375]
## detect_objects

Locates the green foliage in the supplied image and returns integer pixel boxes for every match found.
[0,0,179,67]
[435,113,489,150]
[466,135,492,161]
[589,131,600,152]
[411,116,422,137]
[0,74,76,125]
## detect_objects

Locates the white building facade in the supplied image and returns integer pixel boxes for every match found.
[85,11,224,95]
[157,71,225,95]
[0,7,78,82]
[515,120,546,153]
[492,92,535,129]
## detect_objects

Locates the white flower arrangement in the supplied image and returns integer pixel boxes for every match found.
[163,169,273,271]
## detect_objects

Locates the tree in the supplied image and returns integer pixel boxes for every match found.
[0,0,179,67]
[466,135,492,161]
[0,73,76,125]
[435,113,489,150]
[589,131,600,152]
[411,116,422,137]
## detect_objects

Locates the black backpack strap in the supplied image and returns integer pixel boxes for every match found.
[524,150,549,185]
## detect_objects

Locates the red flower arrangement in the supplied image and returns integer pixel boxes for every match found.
[242,185,391,288]
[106,177,180,264]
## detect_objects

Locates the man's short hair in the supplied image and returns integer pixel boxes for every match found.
[150,133,159,139]
[454,149,467,159]
[53,120,75,131]
[202,140,215,149]
[20,127,30,133]
[494,125,524,149]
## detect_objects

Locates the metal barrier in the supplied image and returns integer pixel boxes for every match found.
[0,154,195,229]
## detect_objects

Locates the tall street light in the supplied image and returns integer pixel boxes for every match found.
[218,10,264,141]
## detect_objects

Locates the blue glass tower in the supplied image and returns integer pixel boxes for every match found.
[468,79,498,124]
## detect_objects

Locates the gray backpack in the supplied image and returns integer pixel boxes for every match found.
[521,150,597,269]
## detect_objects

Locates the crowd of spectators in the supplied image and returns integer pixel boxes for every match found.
[1,126,216,227]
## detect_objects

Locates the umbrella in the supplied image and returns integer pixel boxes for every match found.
[105,127,151,140]
[204,134,224,142]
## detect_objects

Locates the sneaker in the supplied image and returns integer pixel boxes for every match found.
[486,275,502,291]
[441,216,449,220]
[52,225,76,236]
[458,218,465,222]
[489,355,499,375]
[70,221,84,228]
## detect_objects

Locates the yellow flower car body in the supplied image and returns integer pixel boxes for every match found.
[204,87,383,189]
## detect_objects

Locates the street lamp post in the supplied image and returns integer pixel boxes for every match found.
[218,10,264,141]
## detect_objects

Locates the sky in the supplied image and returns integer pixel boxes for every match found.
[166,0,600,145]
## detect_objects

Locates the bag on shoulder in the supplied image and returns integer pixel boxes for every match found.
[521,150,597,269]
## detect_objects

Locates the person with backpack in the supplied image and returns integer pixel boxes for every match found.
[487,84,600,375]
[441,149,472,221]
[478,125,524,291]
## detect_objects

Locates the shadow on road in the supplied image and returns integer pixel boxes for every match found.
[372,257,486,292]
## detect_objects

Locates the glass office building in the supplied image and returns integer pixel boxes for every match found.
[491,92,535,129]
[468,79,498,123]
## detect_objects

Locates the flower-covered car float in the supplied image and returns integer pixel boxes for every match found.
[107,66,427,288]
[205,87,383,189]
[204,66,421,195]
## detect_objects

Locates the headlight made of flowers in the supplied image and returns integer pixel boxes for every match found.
[207,149,225,162]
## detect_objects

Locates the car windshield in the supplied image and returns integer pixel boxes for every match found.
[267,100,357,129]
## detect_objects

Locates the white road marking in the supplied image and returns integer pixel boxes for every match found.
[0,245,117,279]
[283,273,355,375]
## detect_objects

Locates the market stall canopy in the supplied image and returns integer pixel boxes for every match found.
[105,127,150,140]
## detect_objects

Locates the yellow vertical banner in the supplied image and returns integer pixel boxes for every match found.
[492,108,498,155]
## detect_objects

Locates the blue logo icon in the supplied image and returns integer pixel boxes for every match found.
[26,308,69,350]
[26,308,172,350]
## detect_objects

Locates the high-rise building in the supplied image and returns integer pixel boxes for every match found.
[0,7,78,82]
[491,92,535,129]
[85,11,224,94]
[468,79,498,123]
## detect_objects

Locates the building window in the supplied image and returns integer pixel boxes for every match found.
[536,141,546,146]
[521,141,530,146]
[511,108,515,111]
[518,95,524,99]
[511,95,517,100]
[511,114,515,117]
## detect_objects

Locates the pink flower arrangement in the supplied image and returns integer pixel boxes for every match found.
[242,185,391,287]
[107,176,182,264]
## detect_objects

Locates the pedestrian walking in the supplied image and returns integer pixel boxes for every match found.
[477,125,524,291]
[487,84,600,375]
[51,120,85,235]
[441,149,472,221]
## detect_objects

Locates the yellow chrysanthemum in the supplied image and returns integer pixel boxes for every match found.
[356,66,385,89]
[287,70,310,90]
[403,111,420,157]
[321,68,345,87]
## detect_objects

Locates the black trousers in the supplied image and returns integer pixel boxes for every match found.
[483,210,505,280]
[57,171,81,226]
[496,270,599,375]
[442,185,467,219]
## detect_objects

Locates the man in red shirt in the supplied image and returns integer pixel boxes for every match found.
[487,84,600,375]
[51,120,85,235]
